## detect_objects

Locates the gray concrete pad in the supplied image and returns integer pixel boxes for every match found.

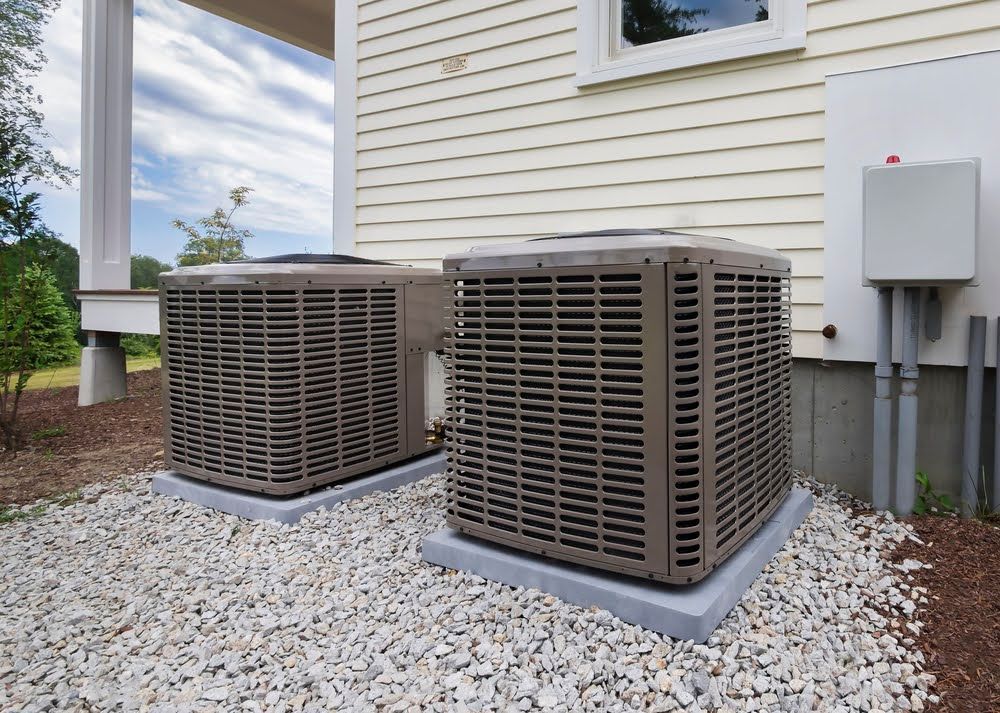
[422,487,813,643]
[152,451,445,524]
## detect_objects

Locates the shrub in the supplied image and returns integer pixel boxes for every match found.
[1,263,78,449]
[2,263,78,369]
[120,333,160,358]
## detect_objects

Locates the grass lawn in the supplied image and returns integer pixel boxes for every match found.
[25,356,161,391]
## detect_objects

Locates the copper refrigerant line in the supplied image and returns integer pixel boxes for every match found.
[425,417,445,446]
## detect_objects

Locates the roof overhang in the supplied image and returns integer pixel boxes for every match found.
[180,0,334,58]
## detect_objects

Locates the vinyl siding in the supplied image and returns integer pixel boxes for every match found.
[352,0,1000,357]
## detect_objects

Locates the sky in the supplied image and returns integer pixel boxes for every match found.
[33,0,336,266]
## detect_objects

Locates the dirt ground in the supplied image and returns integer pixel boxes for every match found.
[0,369,164,505]
[893,514,1000,713]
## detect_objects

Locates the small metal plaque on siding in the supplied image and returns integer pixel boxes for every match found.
[441,55,468,74]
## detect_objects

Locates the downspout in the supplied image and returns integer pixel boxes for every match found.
[872,286,894,511]
[894,287,921,515]
[961,316,987,517]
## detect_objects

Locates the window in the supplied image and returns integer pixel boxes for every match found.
[576,0,806,85]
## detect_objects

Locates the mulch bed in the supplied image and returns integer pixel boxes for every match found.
[0,369,164,505]
[893,515,1000,713]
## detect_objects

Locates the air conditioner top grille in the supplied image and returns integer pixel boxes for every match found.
[159,262,441,287]
[234,253,394,265]
[443,229,789,274]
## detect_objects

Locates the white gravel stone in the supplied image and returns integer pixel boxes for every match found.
[0,471,933,712]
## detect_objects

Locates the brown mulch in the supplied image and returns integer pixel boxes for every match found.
[0,369,164,505]
[893,515,1000,713]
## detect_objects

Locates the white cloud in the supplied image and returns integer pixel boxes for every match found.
[33,0,335,249]
[131,167,169,202]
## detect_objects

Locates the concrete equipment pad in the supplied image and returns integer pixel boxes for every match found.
[422,487,812,643]
[152,451,445,524]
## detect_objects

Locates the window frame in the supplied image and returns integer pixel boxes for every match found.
[576,0,806,86]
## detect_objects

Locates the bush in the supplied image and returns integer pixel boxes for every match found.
[120,333,160,358]
[2,263,78,370]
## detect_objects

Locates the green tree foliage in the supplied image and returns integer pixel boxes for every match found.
[0,263,78,448]
[131,254,172,289]
[1,0,75,450]
[8,264,77,367]
[621,0,707,46]
[0,1,74,197]
[174,186,255,266]
[1,232,78,309]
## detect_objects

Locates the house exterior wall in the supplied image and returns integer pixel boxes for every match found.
[349,0,1000,359]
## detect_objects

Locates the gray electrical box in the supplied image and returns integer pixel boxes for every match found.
[862,158,980,285]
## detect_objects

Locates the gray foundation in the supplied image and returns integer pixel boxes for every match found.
[152,451,445,524]
[422,487,812,643]
[793,358,997,503]
[78,339,126,407]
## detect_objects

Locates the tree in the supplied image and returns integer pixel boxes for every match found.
[131,254,173,289]
[0,263,78,449]
[173,186,255,266]
[621,0,707,47]
[1,0,76,450]
[0,1,74,195]
[748,0,768,22]
[2,232,79,309]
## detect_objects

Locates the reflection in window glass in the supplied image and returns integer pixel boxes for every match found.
[620,0,769,48]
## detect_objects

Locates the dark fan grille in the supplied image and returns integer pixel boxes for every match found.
[162,285,403,491]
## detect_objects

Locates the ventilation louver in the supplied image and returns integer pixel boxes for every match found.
[443,231,792,584]
[159,255,443,495]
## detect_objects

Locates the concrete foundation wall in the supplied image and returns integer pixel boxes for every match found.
[792,359,997,503]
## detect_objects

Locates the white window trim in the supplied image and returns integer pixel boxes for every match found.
[576,0,806,87]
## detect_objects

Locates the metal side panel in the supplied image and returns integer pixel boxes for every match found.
[445,264,672,581]
[665,264,707,582]
[703,267,793,570]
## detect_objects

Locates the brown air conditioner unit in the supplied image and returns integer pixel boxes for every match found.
[443,230,792,584]
[159,254,443,496]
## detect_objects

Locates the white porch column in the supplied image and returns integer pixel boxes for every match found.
[333,0,357,256]
[80,0,133,290]
[79,0,133,406]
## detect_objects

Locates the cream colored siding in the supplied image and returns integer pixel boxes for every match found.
[352,0,1000,358]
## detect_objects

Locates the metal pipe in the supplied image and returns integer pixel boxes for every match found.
[961,316,987,517]
[872,286,894,511]
[894,287,921,515]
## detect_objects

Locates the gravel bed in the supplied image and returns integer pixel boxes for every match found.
[0,472,936,712]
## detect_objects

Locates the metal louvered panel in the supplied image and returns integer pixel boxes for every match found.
[162,284,405,494]
[705,268,793,568]
[445,265,671,580]
[666,265,706,580]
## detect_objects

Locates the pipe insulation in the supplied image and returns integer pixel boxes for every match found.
[872,287,894,511]
[894,287,920,516]
[961,316,987,517]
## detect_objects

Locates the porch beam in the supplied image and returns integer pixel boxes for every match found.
[80,0,133,291]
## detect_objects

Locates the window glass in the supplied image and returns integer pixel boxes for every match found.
[620,0,769,48]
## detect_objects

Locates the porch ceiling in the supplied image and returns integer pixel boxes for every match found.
[180,0,334,58]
